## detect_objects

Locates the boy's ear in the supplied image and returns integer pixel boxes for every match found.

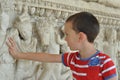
[78,32,87,42]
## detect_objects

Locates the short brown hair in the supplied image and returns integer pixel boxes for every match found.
[66,12,100,43]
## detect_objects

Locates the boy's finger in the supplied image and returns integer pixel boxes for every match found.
[8,37,16,47]
[6,41,11,48]
[8,38,13,47]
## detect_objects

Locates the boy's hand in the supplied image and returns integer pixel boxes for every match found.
[6,37,20,59]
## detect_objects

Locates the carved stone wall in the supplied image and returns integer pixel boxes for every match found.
[0,0,120,80]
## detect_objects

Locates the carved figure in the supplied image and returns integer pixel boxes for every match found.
[11,7,37,80]
[0,7,15,80]
[36,9,72,80]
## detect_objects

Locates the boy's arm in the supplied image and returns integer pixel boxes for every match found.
[17,52,62,62]
[102,55,117,80]
[7,37,62,63]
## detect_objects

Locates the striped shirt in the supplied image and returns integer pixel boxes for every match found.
[62,50,117,80]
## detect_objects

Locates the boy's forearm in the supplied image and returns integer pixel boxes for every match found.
[17,52,62,63]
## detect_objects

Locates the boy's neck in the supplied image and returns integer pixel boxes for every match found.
[79,42,97,59]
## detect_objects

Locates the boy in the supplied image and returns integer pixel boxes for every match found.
[7,12,117,80]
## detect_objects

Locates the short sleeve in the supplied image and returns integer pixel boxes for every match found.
[62,52,77,67]
[102,57,117,80]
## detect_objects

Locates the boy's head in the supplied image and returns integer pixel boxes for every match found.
[65,12,99,43]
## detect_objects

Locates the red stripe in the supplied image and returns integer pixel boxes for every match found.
[102,68,116,78]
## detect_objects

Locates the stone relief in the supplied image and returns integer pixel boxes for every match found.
[103,27,119,76]
[0,7,15,80]
[9,7,38,80]
[35,9,72,80]
[94,26,105,51]
[117,28,120,77]
[29,6,36,16]
[98,0,120,8]
[54,10,70,53]
[14,4,23,14]
[0,0,120,80]
[103,27,117,58]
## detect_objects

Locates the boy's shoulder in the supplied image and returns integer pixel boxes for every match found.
[63,51,112,62]
[97,52,111,59]
[96,52,114,64]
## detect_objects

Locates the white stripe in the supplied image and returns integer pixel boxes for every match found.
[102,66,116,74]
[103,58,112,64]
[76,56,80,60]
[72,70,87,76]
[100,58,112,67]
[98,56,106,59]
[95,55,106,59]
[67,53,71,66]
[70,58,88,68]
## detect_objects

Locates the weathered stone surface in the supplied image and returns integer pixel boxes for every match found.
[0,0,120,80]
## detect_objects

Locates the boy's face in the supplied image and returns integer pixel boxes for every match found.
[64,22,80,50]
